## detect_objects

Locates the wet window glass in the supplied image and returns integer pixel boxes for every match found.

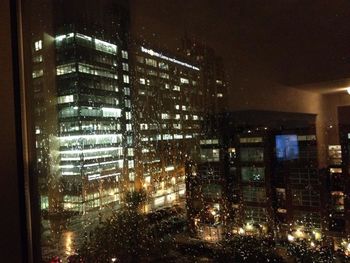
[14,0,350,262]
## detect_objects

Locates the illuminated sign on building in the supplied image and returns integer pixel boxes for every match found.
[141,46,200,71]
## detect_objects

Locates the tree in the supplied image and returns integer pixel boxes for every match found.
[217,236,284,262]
[79,190,155,262]
[124,189,147,211]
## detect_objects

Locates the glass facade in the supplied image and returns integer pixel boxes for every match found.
[241,167,265,182]
[240,147,264,162]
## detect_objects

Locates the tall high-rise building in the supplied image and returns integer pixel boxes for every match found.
[31,10,228,217]
[130,43,204,211]
[181,37,227,115]
[26,1,228,258]
[30,0,132,216]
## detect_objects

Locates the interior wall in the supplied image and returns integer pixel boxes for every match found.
[0,0,26,262]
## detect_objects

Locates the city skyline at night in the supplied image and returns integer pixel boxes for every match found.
[26,0,350,260]
[4,1,350,262]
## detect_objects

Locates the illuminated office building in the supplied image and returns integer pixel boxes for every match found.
[186,138,230,242]
[54,32,132,214]
[127,38,227,211]
[187,111,323,243]
[29,0,228,221]
[230,111,322,242]
[30,0,132,216]
[130,44,204,211]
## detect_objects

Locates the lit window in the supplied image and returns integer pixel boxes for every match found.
[239,137,263,143]
[76,33,92,42]
[165,165,175,171]
[140,124,148,130]
[161,113,170,119]
[159,62,169,70]
[139,78,146,85]
[128,148,134,156]
[126,123,132,131]
[57,95,74,104]
[182,105,187,111]
[56,63,76,75]
[122,50,128,59]
[125,99,131,108]
[165,84,170,89]
[193,115,198,120]
[123,75,129,83]
[175,105,180,110]
[101,107,122,118]
[174,134,183,140]
[154,196,165,206]
[147,69,157,76]
[173,85,180,91]
[159,72,169,79]
[33,55,43,63]
[32,69,43,78]
[78,63,117,79]
[180,77,189,84]
[129,172,135,181]
[128,160,134,169]
[145,58,157,67]
[217,93,223,98]
[94,38,117,55]
[127,136,133,145]
[163,134,173,140]
[122,63,129,71]
[59,107,78,118]
[34,40,42,51]
[125,111,131,120]
[124,87,130,96]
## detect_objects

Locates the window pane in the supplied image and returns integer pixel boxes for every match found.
[18,0,350,262]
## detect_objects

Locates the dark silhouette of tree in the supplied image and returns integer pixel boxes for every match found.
[79,190,158,262]
[217,236,284,262]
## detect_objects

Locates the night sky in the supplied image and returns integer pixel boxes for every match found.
[130,0,350,89]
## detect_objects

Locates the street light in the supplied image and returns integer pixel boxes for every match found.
[288,234,295,242]
[238,227,245,235]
